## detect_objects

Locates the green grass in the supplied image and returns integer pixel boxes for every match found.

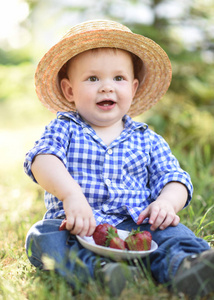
[0,99,213,300]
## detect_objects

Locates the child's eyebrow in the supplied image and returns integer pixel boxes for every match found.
[85,69,129,74]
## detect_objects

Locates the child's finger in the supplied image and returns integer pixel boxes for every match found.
[159,214,180,230]
[150,208,166,231]
[171,215,180,227]
[69,215,83,235]
[59,218,67,231]
[78,218,89,237]
[137,207,150,224]
[148,205,161,229]
[66,216,75,231]
[159,212,175,230]
[86,217,96,236]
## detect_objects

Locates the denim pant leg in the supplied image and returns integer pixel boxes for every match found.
[25,219,109,288]
[117,219,210,284]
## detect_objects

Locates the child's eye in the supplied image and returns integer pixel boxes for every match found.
[88,76,98,82]
[114,76,124,81]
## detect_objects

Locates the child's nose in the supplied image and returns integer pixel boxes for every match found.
[99,81,114,93]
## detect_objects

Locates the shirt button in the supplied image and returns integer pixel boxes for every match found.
[107,149,113,155]
[103,204,108,211]
[105,179,111,185]
[83,127,89,134]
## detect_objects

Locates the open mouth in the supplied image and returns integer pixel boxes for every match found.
[97,100,115,107]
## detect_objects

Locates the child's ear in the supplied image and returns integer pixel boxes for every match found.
[60,78,74,103]
[132,79,139,97]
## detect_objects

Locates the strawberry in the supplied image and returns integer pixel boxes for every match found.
[59,218,67,231]
[109,237,127,250]
[125,228,152,251]
[105,226,125,249]
[93,223,118,246]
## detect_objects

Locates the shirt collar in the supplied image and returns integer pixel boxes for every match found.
[122,114,148,132]
[57,111,88,127]
[57,111,148,132]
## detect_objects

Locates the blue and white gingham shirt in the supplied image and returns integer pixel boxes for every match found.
[24,111,193,226]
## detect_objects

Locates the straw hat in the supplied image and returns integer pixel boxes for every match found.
[35,19,172,117]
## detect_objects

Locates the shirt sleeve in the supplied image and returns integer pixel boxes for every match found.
[24,117,71,183]
[147,131,193,207]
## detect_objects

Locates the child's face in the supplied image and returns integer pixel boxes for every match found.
[61,48,139,128]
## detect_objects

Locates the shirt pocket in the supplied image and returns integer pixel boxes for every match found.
[122,149,150,189]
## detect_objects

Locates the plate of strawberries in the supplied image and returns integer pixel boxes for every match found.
[76,223,158,261]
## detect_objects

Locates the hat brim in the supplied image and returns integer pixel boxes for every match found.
[35,27,172,117]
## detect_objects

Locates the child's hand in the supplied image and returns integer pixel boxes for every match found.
[137,182,188,230]
[137,198,180,231]
[63,191,96,237]
[31,154,96,237]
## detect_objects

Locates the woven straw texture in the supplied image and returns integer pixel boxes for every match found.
[35,20,172,117]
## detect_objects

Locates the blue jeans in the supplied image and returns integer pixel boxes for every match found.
[25,218,210,287]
